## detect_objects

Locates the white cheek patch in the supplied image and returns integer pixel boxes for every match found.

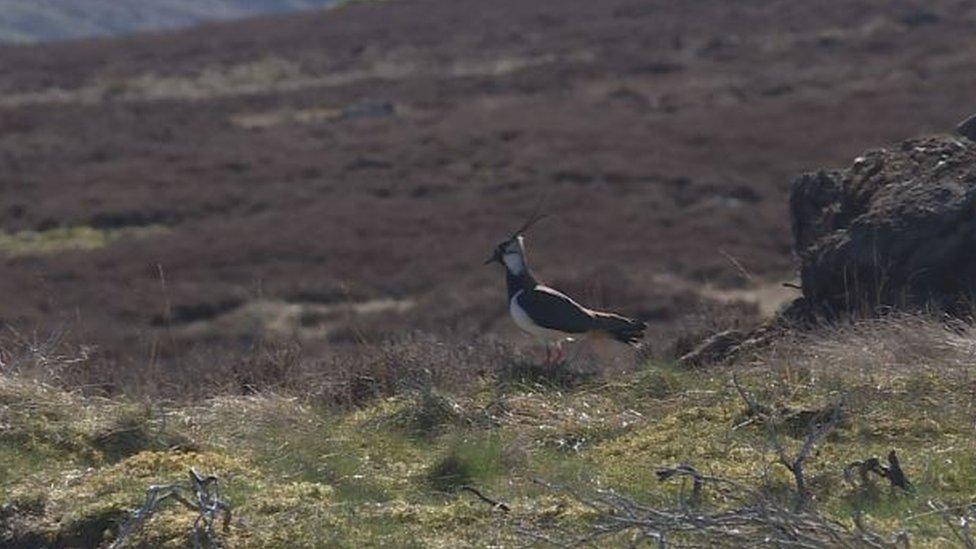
[502,253,525,274]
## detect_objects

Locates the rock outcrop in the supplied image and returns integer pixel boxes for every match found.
[689,125,976,367]
[790,134,976,318]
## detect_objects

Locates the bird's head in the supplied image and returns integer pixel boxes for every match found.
[485,235,527,271]
[484,212,547,274]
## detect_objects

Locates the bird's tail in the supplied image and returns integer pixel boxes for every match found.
[590,311,646,346]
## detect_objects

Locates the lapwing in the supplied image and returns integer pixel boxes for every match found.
[485,215,646,364]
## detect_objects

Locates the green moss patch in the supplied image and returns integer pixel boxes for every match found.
[0,225,165,256]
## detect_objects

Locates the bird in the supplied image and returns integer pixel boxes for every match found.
[485,214,646,365]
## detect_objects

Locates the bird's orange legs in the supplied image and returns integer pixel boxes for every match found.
[542,342,566,366]
[553,344,566,364]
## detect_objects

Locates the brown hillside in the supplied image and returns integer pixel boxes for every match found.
[0,0,974,395]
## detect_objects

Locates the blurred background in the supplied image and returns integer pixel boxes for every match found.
[0,1,338,43]
[0,0,973,397]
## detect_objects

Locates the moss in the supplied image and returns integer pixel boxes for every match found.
[249,482,334,514]
[55,501,130,548]
[0,225,165,256]
[13,451,257,546]
[425,434,512,493]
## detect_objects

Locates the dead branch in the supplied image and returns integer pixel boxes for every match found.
[111,468,231,549]
[845,450,911,491]
[527,474,905,548]
[772,401,843,510]
[460,485,511,512]
[653,464,744,510]
[930,500,976,549]
[656,464,704,508]
[730,373,769,418]
[719,249,754,282]
[0,324,91,378]
[731,375,844,510]
[884,451,910,490]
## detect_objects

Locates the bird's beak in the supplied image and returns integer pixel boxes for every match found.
[484,250,501,265]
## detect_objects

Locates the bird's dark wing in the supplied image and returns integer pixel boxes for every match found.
[517,286,594,333]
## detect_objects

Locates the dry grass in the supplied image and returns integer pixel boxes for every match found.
[5,314,976,546]
[764,314,976,376]
[0,326,522,403]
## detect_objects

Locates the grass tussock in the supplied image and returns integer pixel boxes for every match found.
[4,315,976,545]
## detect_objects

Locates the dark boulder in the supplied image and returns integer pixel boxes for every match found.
[790,134,976,318]
[958,114,976,141]
[679,130,976,367]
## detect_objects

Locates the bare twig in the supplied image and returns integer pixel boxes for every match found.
[770,401,843,510]
[0,324,90,378]
[527,474,903,548]
[461,485,511,512]
[731,375,844,510]
[719,249,754,282]
[930,500,976,549]
[111,469,231,549]
[730,373,768,418]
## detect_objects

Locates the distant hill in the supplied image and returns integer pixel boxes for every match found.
[0,0,972,376]
[0,0,338,43]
